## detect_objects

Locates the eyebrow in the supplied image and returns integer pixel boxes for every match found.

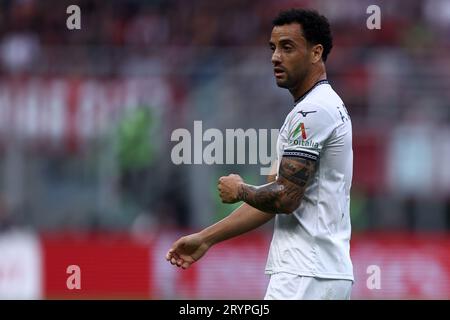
[280,39,296,45]
[269,38,297,46]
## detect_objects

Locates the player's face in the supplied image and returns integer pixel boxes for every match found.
[269,23,312,89]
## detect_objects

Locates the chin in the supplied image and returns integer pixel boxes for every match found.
[275,80,289,88]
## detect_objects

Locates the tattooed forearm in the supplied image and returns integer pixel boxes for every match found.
[237,157,317,214]
[238,182,286,214]
[278,157,316,187]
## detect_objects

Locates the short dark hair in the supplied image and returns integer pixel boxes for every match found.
[272,9,333,62]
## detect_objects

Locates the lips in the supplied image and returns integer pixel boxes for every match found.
[274,67,285,77]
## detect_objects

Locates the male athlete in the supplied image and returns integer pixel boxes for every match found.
[166,9,354,300]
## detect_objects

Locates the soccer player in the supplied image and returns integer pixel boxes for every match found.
[166,9,354,300]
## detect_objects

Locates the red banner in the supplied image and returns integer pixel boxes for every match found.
[39,231,450,299]
[42,233,152,299]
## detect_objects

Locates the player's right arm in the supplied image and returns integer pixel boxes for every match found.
[165,203,274,269]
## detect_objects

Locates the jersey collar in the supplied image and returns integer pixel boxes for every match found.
[293,79,329,105]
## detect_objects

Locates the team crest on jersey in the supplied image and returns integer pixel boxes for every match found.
[289,122,319,148]
[291,122,307,140]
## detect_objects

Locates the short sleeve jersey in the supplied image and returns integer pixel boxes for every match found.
[265,80,354,281]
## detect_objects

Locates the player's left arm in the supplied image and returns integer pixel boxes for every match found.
[218,156,317,214]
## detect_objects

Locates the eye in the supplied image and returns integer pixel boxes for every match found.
[269,45,275,52]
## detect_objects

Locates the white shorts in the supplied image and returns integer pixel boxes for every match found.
[264,273,352,300]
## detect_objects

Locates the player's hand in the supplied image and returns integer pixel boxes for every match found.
[218,174,244,203]
[165,233,210,269]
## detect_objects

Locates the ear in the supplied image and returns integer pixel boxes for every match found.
[310,44,324,64]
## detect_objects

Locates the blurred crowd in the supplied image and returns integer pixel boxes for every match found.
[0,0,449,232]
[1,0,449,48]
[1,0,449,75]
[1,0,449,122]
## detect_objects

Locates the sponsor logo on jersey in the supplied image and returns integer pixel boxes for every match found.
[291,139,319,148]
[297,110,317,117]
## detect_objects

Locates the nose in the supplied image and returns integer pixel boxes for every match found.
[271,50,281,65]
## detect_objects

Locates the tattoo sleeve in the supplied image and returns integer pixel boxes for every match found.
[238,156,317,214]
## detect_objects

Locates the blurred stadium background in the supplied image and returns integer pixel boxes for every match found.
[0,0,449,299]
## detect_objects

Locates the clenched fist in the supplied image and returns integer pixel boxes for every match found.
[218,174,244,203]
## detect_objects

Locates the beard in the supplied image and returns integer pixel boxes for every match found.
[275,67,308,90]
[275,73,295,89]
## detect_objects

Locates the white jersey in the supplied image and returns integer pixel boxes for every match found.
[265,80,354,281]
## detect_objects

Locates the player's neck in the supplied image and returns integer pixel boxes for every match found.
[291,67,327,102]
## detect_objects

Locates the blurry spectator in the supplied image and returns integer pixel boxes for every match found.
[116,106,158,215]
[0,32,40,74]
